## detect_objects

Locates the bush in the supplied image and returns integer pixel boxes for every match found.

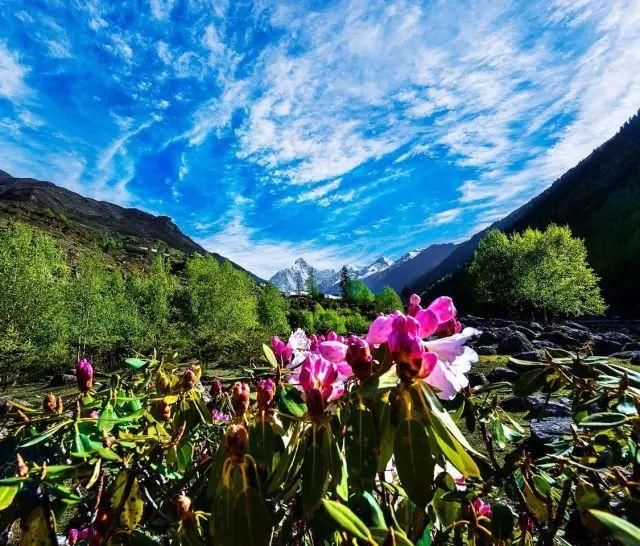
[257,283,290,335]
[469,225,606,318]
[3,297,638,546]
[374,285,403,313]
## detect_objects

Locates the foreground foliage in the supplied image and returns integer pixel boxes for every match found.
[1,295,639,545]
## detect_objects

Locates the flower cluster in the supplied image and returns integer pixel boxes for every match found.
[273,294,479,415]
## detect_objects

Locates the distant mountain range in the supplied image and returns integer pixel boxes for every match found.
[0,170,259,279]
[411,109,640,314]
[269,243,457,294]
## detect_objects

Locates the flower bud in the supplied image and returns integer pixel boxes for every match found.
[326,331,338,341]
[183,366,197,390]
[231,382,250,416]
[346,335,373,380]
[210,379,223,398]
[176,493,193,521]
[407,294,422,317]
[256,378,276,411]
[156,371,171,393]
[305,388,325,419]
[76,358,93,392]
[309,334,319,351]
[16,453,28,477]
[157,400,171,421]
[43,393,58,414]
[272,336,292,363]
[225,424,248,461]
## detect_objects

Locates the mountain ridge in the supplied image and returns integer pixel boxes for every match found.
[0,171,261,280]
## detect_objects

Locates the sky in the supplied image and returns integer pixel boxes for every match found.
[1,0,640,278]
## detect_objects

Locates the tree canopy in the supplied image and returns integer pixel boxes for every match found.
[468,225,606,318]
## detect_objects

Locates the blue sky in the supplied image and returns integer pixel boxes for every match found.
[1,0,640,277]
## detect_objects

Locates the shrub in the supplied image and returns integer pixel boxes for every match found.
[374,285,403,313]
[3,295,638,546]
[469,225,606,318]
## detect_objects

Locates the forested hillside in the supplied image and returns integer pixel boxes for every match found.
[413,110,640,314]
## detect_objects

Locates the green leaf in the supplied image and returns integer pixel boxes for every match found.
[262,344,278,368]
[20,506,56,545]
[321,499,374,543]
[507,357,547,368]
[357,366,400,398]
[19,420,70,448]
[369,528,414,546]
[345,404,378,491]
[513,368,551,397]
[302,443,327,514]
[491,503,515,540]
[124,358,147,369]
[249,419,275,472]
[589,510,640,546]
[278,385,306,418]
[394,418,434,507]
[424,406,480,478]
[0,484,20,510]
[112,471,144,531]
[97,402,118,432]
[233,488,271,546]
[579,412,627,429]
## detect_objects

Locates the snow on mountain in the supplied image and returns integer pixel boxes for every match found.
[269,255,397,293]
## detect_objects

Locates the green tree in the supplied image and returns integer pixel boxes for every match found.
[374,286,403,313]
[339,266,353,301]
[343,310,369,334]
[185,255,258,341]
[0,222,69,364]
[349,279,375,306]
[258,283,290,334]
[468,225,606,318]
[305,270,320,297]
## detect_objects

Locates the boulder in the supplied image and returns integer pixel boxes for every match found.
[528,322,544,333]
[513,326,537,340]
[543,330,578,347]
[623,342,640,352]
[530,417,572,445]
[601,331,634,344]
[468,372,488,387]
[529,397,572,418]
[511,350,544,362]
[500,394,545,412]
[486,367,519,383]
[477,330,500,346]
[590,335,623,356]
[497,331,534,355]
[48,374,77,387]
[476,345,497,356]
[532,339,560,351]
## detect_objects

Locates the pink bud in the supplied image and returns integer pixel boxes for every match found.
[272,336,293,363]
[76,359,93,392]
[210,379,223,398]
[257,378,276,411]
[407,294,422,317]
[231,382,250,415]
[345,335,373,380]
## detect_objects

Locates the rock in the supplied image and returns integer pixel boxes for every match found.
[529,397,572,418]
[590,335,623,356]
[477,330,500,345]
[530,417,572,445]
[497,331,534,355]
[486,367,519,383]
[513,326,537,340]
[468,372,487,387]
[512,350,543,362]
[528,322,544,333]
[532,339,560,351]
[500,395,542,412]
[476,345,497,356]
[543,330,578,347]
[48,373,77,387]
[601,331,634,344]
[623,342,640,352]
[611,351,640,365]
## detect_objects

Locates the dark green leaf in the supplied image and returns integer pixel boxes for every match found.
[346,404,378,491]
[321,499,374,543]
[491,503,515,539]
[394,418,434,508]
[589,510,640,546]
[302,444,327,514]
[580,412,627,429]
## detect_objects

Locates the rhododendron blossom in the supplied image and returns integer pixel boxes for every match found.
[388,313,438,381]
[296,353,344,417]
[272,336,293,363]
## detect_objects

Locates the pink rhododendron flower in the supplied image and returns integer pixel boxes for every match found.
[211,409,229,423]
[472,497,492,518]
[318,340,348,364]
[388,314,437,381]
[427,296,457,323]
[272,336,293,363]
[297,353,344,417]
[435,318,463,338]
[365,312,398,345]
[288,328,310,351]
[257,378,276,410]
[345,335,373,379]
[425,328,480,400]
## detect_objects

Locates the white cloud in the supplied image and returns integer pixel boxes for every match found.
[293,179,341,203]
[149,0,176,21]
[426,207,463,226]
[0,42,28,100]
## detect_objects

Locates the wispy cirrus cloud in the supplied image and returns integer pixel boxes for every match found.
[1,0,640,277]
